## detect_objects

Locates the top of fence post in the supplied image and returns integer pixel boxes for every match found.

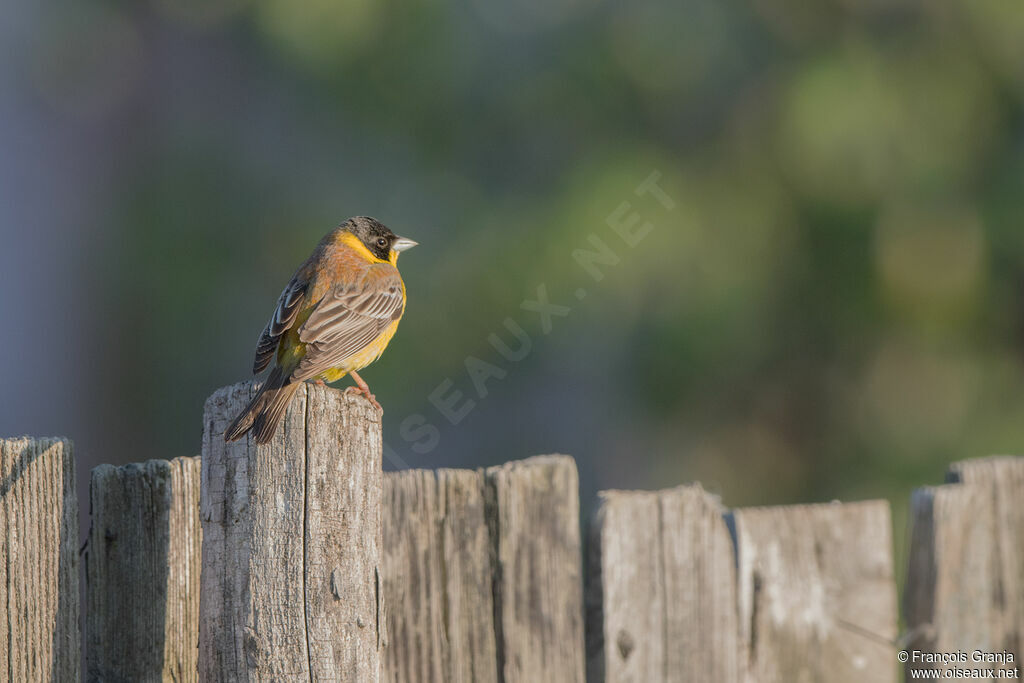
[198,380,383,682]
[906,455,1024,673]
[0,437,79,682]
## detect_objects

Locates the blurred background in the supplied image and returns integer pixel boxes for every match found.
[2,0,1023,569]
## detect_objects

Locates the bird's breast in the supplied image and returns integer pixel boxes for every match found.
[336,317,403,374]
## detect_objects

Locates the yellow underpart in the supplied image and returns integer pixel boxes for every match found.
[280,230,405,384]
[318,367,348,382]
[277,306,313,367]
[316,317,402,383]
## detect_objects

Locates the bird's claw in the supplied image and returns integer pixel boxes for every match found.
[345,385,382,411]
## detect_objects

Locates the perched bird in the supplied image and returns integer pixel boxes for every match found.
[224,216,417,444]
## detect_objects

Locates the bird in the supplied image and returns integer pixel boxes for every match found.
[224,216,417,445]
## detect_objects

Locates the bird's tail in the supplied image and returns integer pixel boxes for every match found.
[223,368,301,445]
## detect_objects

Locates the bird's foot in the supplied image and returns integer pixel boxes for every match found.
[350,370,385,413]
[344,385,382,411]
[313,379,327,387]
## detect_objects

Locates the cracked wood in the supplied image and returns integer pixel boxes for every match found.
[733,500,897,683]
[0,437,79,682]
[585,485,739,683]
[86,456,201,682]
[904,456,1024,676]
[199,381,382,682]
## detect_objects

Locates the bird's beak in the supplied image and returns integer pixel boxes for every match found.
[392,236,418,252]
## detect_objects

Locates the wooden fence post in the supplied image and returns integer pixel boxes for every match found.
[585,485,740,683]
[199,381,383,682]
[947,456,1024,665]
[380,455,584,683]
[486,455,585,683]
[86,456,201,682]
[587,493,897,683]
[380,468,497,683]
[0,437,79,682]
[904,456,1024,678]
[733,500,898,683]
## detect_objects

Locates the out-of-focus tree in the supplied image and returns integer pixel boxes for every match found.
[4,0,1024,556]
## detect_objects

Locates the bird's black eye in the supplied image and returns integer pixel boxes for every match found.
[377,238,388,247]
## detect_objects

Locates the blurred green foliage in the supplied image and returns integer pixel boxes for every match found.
[26,0,1024,561]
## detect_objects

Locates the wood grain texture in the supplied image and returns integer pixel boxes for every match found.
[947,456,1024,666]
[86,456,201,683]
[585,485,740,683]
[380,468,497,683]
[660,487,740,683]
[305,382,383,681]
[485,455,585,683]
[199,381,382,682]
[904,484,999,677]
[733,500,897,683]
[586,491,662,683]
[904,456,1024,677]
[0,437,79,682]
[167,456,202,681]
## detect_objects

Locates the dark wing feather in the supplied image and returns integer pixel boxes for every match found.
[292,266,404,381]
[252,276,308,374]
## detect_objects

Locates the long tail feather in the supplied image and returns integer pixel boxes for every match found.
[223,369,299,444]
[250,383,300,444]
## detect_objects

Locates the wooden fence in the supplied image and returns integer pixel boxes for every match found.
[2,380,1023,681]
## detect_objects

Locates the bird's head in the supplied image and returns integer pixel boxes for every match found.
[344,216,418,265]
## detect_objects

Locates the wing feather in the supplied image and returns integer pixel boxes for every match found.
[252,276,308,374]
[292,265,404,381]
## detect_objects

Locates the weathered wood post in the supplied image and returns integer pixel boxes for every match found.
[0,437,79,682]
[904,456,1024,678]
[732,500,897,683]
[485,455,585,683]
[587,491,898,683]
[380,455,585,683]
[586,485,740,683]
[86,456,201,682]
[381,468,497,683]
[199,381,383,681]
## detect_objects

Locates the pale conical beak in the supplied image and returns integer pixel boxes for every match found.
[392,236,418,252]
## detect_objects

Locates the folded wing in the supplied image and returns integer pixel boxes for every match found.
[252,276,308,374]
[292,265,405,381]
